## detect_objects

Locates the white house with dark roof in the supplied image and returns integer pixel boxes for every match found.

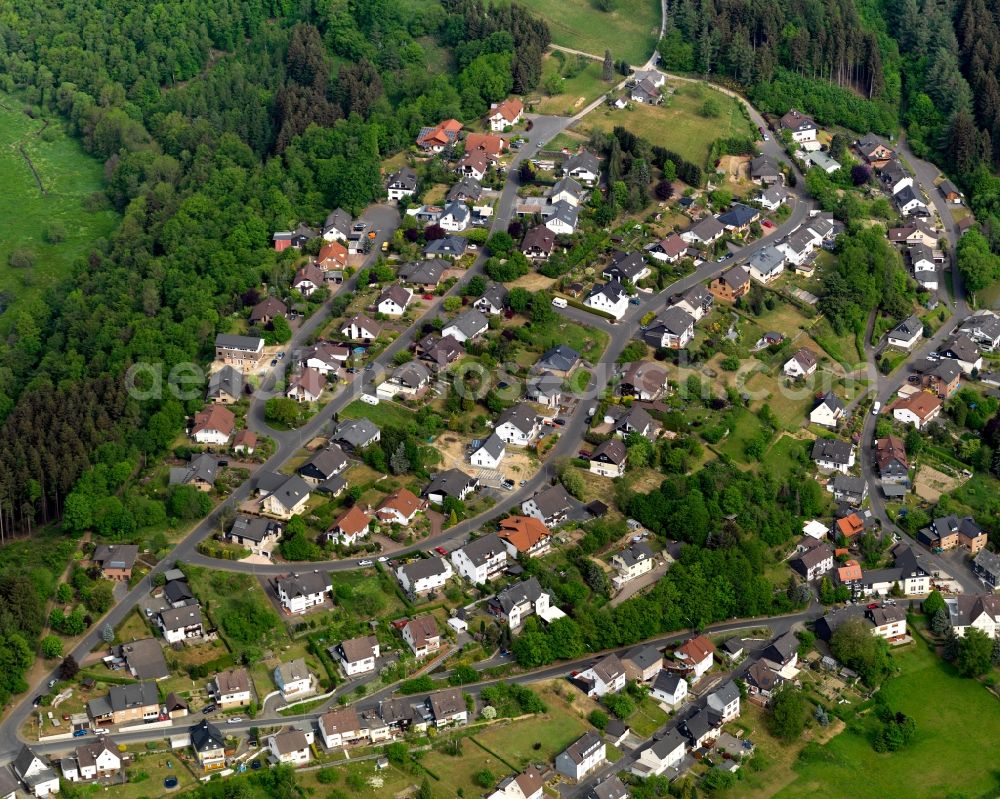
[424,469,479,505]
[603,251,650,284]
[555,733,606,781]
[783,347,818,378]
[681,215,725,245]
[13,746,60,797]
[341,314,382,342]
[334,635,380,676]
[577,654,626,697]
[811,438,855,473]
[442,308,489,343]
[451,533,507,584]
[590,438,627,477]
[521,484,574,526]
[706,680,741,723]
[158,605,204,644]
[386,167,417,201]
[470,433,506,469]
[274,658,314,700]
[402,615,441,657]
[631,729,686,777]
[268,728,313,765]
[333,418,381,451]
[611,541,655,588]
[544,200,579,235]
[475,282,509,315]
[779,109,817,142]
[650,669,688,708]
[256,472,311,519]
[397,556,454,595]
[488,577,553,630]
[643,306,694,349]
[887,315,923,350]
[563,150,600,185]
[747,245,786,283]
[494,403,540,446]
[810,392,844,428]
[275,572,330,614]
[376,285,413,317]
[536,344,580,375]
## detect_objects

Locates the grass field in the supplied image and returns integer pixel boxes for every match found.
[534,55,612,116]
[342,398,417,428]
[766,635,1000,799]
[520,0,661,64]
[0,93,118,330]
[582,84,754,167]
[423,743,514,797]
[475,710,589,767]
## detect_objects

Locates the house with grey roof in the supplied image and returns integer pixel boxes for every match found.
[169,453,219,491]
[811,438,855,473]
[442,308,489,343]
[227,515,283,555]
[386,167,417,201]
[396,556,454,595]
[447,177,482,203]
[521,483,574,526]
[424,469,479,505]
[474,282,509,315]
[333,418,380,451]
[399,260,445,288]
[536,344,580,376]
[207,364,244,404]
[494,402,540,446]
[424,235,467,259]
[544,200,579,235]
[563,150,601,184]
[451,533,507,584]
[470,433,506,470]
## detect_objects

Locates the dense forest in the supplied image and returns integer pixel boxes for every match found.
[0,0,549,534]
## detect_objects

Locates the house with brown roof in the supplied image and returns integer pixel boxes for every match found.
[709,266,750,301]
[212,667,253,709]
[92,544,139,581]
[673,634,715,680]
[522,226,556,259]
[498,516,552,559]
[333,635,380,676]
[286,367,326,403]
[402,615,441,658]
[783,348,817,378]
[890,392,942,429]
[464,132,506,160]
[488,98,524,131]
[835,513,865,539]
[326,506,372,546]
[875,436,908,482]
[619,361,668,400]
[317,240,348,270]
[250,296,288,325]
[376,488,425,527]
[417,119,462,151]
[191,404,236,446]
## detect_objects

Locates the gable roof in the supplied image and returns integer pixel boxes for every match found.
[676,634,715,663]
[587,280,628,304]
[444,308,489,339]
[497,515,550,552]
[398,556,451,585]
[592,437,627,465]
[564,149,600,175]
[377,284,412,310]
[404,615,439,646]
[811,437,853,465]
[276,572,329,599]
[718,203,759,228]
[342,313,382,337]
[522,225,556,253]
[538,344,580,372]
[527,483,574,519]
[689,215,725,241]
[788,347,817,371]
[117,638,169,680]
[474,433,506,461]
[399,260,445,286]
[92,544,139,570]
[459,533,506,566]
[159,604,203,632]
[192,404,236,437]
[334,418,380,447]
[332,505,371,537]
[496,402,538,436]
[190,720,224,753]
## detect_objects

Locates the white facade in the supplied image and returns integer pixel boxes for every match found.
[650,673,688,707]
[451,541,507,585]
[268,730,314,765]
[584,286,629,320]
[396,558,453,594]
[810,401,842,428]
[470,438,505,469]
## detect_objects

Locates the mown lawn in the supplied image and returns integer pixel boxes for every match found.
[422,743,514,797]
[474,709,589,767]
[519,0,661,64]
[342,398,418,429]
[534,55,612,116]
[583,83,754,167]
[625,696,669,737]
[0,92,118,330]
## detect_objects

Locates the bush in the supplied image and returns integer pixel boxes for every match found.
[474,769,495,789]
[588,709,609,730]
[8,249,35,268]
[40,635,62,659]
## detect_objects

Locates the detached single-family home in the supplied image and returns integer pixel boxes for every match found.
[555,733,606,781]
[286,366,326,403]
[334,636,380,677]
[544,200,579,235]
[547,176,586,207]
[448,176,482,203]
[911,243,937,289]
[494,403,541,446]
[302,342,349,376]
[317,240,348,271]
[439,201,471,232]
[442,308,489,342]
[891,392,942,429]
[811,437,855,473]
[536,344,580,376]
[292,263,324,297]
[681,708,719,749]
[648,234,688,263]
[611,541,655,587]
[577,654,626,697]
[158,605,204,644]
[276,572,330,614]
[947,592,1000,639]
[498,516,552,559]
[563,150,601,185]
[776,227,820,267]
[936,333,983,375]
[212,667,253,709]
[810,392,844,428]
[875,436,909,482]
[758,184,788,210]
[215,333,265,371]
[190,720,226,771]
[91,544,139,582]
[887,315,923,350]
[779,109,817,142]
[475,282,509,315]
[603,251,650,284]
[451,533,507,584]
[856,135,894,168]
[249,296,287,326]
[718,203,760,233]
[341,314,382,343]
[428,688,468,727]
[974,549,1000,589]
[402,615,441,658]
[803,150,841,174]
[957,310,1000,351]
[191,404,236,446]
[298,445,348,487]
[681,215,725,245]
[631,730,686,777]
[61,739,122,783]
[489,577,553,630]
[747,245,786,284]
[895,184,928,217]
[783,347,818,378]
[416,118,462,152]
[643,306,695,349]
[881,159,914,195]
[272,223,317,252]
[710,265,751,301]
[489,768,546,799]
[522,226,556,259]
[631,77,662,104]
[256,472,311,519]
[585,281,630,320]
[939,178,962,203]
[619,361,669,400]
[386,167,417,201]
[268,728,313,766]
[750,154,783,185]
[790,542,834,581]
[206,364,244,404]
[396,556,454,595]
[376,488,425,527]
[670,284,713,321]
[333,418,381,451]
[399,260,445,289]
[318,707,369,749]
[323,208,352,242]
[674,635,715,680]
[707,680,741,723]
[376,285,413,317]
[521,483,574,526]
[419,333,465,368]
[832,474,869,506]
[274,659,314,700]
[622,645,663,683]
[13,746,60,797]
[88,681,161,726]
[470,433,506,469]
[487,98,524,131]
[590,438,627,478]
[425,234,468,259]
[424,469,479,505]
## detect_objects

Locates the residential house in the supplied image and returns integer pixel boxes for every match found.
[750,154,783,185]
[957,310,1000,351]
[416,119,462,152]
[911,243,938,290]
[546,176,586,207]
[91,544,139,582]
[779,109,817,142]
[424,235,468,259]
[386,167,417,201]
[681,215,725,245]
[810,392,844,428]
[158,605,204,644]
[341,314,382,343]
[439,201,471,232]
[323,208,352,242]
[448,176,482,203]
[427,688,468,727]
[776,227,820,267]
[607,405,655,440]
[895,184,927,217]
[298,446,348,487]
[274,659,314,700]
[163,579,194,608]
[233,429,257,455]
[891,392,942,429]
[292,263,324,297]
[442,308,489,342]
[650,670,688,708]
[61,739,121,782]
[747,245,786,284]
[470,433,506,469]
[648,234,688,263]
[12,746,59,797]
[587,776,629,799]
[498,515,552,559]
[811,438,855,473]
[590,438,627,478]
[783,347,818,378]
[710,265,751,301]
[521,483,574,526]
[487,98,523,131]
[190,720,226,771]
[191,404,236,446]
[212,668,253,709]
[939,178,962,203]
[396,557,454,595]
[489,577,552,630]
[718,203,760,233]
[226,514,283,555]
[334,636,380,677]
[836,513,866,540]
[318,707,368,749]
[272,223,317,252]
[887,315,923,350]
[488,768,545,799]
[832,474,869,506]
[268,728,313,766]
[925,515,987,554]
[936,333,983,374]
[760,631,799,673]
[206,364,244,404]
[857,546,931,596]
[522,226,556,259]
[286,366,326,403]
[707,681,741,723]
[302,342,349,376]
[276,572,330,614]
[949,593,1000,640]
[622,645,663,682]
[424,469,479,505]
[856,135,894,168]
[603,251,650,284]
[465,132,505,159]
[674,635,715,680]
[745,660,783,701]
[376,285,413,317]
[494,403,541,446]
[317,240,348,271]
[451,533,507,584]
[974,549,1000,589]
[526,371,562,408]
[333,418,381,451]
[402,615,441,658]
[631,77,662,104]
[474,282,509,315]
[888,219,937,248]
[804,150,841,174]
[631,730,687,777]
[87,681,160,726]
[875,436,909,482]
[681,708,719,749]
[758,184,788,210]
[536,344,580,376]
[215,333,265,371]
[115,639,170,681]
[555,733,606,781]
[619,361,668,400]
[816,603,907,641]
[563,150,601,185]
[611,542,655,588]
[376,488,425,527]
[544,200,579,235]
[670,284,713,321]
[790,543,834,581]
[399,260,445,289]
[577,654,626,697]
[642,306,695,349]
[418,333,465,369]
[376,362,430,400]
[256,472,311,519]
[326,505,372,547]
